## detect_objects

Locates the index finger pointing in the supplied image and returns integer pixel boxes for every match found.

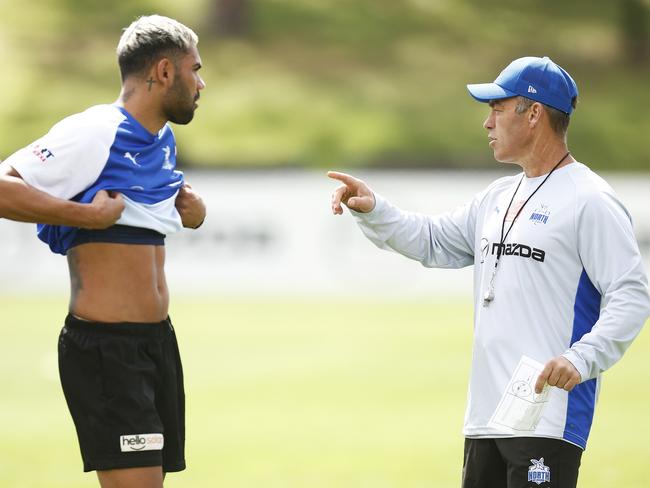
[327,171,357,185]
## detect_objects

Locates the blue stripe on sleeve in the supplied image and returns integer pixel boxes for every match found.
[563,269,601,449]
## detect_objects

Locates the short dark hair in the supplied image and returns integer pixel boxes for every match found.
[116,15,198,81]
[515,96,577,136]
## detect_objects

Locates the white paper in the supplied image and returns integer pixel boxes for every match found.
[488,355,550,434]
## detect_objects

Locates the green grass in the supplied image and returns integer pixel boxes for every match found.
[0,296,648,487]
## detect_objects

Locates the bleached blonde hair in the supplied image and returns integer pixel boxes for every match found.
[117,15,198,81]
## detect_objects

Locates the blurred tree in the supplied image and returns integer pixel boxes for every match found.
[3,0,649,170]
[211,0,250,37]
[58,0,159,33]
[621,0,649,65]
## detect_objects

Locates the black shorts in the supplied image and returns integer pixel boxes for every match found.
[462,437,583,488]
[58,314,185,473]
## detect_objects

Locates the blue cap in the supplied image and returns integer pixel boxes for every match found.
[466,56,578,114]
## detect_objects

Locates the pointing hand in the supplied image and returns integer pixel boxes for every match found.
[327,171,376,214]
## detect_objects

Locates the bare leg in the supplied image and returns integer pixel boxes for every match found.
[97,466,164,488]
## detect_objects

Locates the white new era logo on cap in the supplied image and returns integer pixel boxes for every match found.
[120,433,164,452]
[527,85,537,94]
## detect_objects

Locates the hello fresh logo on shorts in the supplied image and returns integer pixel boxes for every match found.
[120,433,164,452]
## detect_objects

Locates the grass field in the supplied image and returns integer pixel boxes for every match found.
[0,296,648,487]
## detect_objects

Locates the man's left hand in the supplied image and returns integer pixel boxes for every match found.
[175,182,206,229]
[535,356,581,394]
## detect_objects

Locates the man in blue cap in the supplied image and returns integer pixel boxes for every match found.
[327,56,650,487]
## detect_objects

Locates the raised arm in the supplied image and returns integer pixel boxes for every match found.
[328,170,477,269]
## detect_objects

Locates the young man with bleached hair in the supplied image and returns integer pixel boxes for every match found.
[328,56,650,488]
[1,14,206,488]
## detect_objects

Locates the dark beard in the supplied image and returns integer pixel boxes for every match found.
[163,75,196,125]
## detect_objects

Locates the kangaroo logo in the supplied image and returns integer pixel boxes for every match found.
[124,152,141,167]
[162,146,174,170]
[530,204,551,226]
[528,458,551,485]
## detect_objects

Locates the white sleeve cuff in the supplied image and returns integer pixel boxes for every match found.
[350,192,388,222]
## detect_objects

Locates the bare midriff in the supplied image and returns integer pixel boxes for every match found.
[66,243,168,323]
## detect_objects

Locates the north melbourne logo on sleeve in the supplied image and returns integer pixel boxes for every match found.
[120,433,164,452]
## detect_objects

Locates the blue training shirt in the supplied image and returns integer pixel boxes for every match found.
[4,104,185,254]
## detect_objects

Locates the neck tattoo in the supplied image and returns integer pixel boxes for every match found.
[146,78,156,91]
[482,151,571,307]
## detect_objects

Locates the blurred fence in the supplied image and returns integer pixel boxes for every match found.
[1,169,648,298]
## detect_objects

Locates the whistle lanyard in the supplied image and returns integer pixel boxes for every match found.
[482,152,570,307]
